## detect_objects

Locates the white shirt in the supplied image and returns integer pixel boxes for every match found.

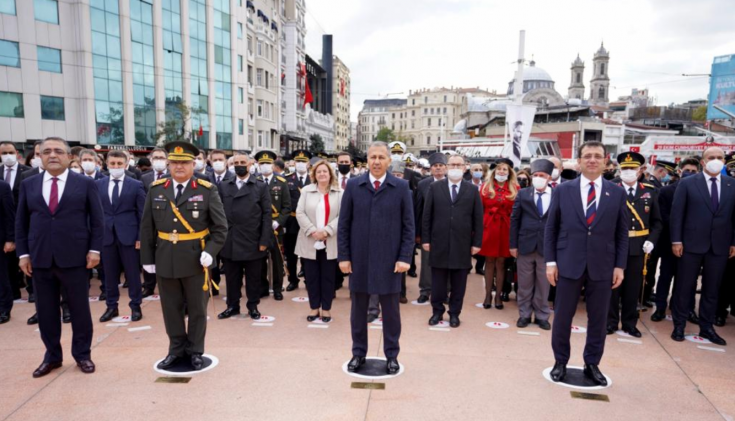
[622,181,637,199]
[262,175,271,185]
[43,169,69,206]
[108,174,125,204]
[296,172,309,184]
[213,171,226,183]
[316,193,327,230]
[340,174,350,188]
[369,172,387,187]
[237,174,249,189]
[173,179,191,197]
[705,172,721,202]
[449,180,461,198]
[534,188,551,214]
[3,162,18,190]
[580,174,602,212]
[85,171,97,179]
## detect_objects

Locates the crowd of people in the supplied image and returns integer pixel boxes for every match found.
[0,137,733,385]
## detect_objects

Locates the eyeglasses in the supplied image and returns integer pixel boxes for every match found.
[40,148,67,156]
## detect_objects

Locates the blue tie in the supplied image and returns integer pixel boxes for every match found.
[451,184,458,203]
[112,179,120,206]
[586,182,596,226]
[536,192,544,217]
[711,177,719,212]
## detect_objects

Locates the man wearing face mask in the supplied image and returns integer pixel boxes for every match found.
[141,148,169,193]
[194,151,210,177]
[602,159,617,181]
[284,150,312,291]
[79,150,105,181]
[206,150,233,292]
[669,147,735,346]
[648,159,676,189]
[0,142,30,303]
[256,151,291,300]
[548,157,562,188]
[606,152,662,338]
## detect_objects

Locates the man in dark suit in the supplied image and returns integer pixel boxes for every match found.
[652,158,700,322]
[141,147,170,194]
[207,149,234,292]
[284,150,312,291]
[510,159,554,330]
[545,141,629,386]
[414,153,447,303]
[669,147,735,346]
[422,154,483,328]
[339,141,415,375]
[96,151,146,323]
[217,152,271,320]
[16,137,104,377]
[79,149,106,180]
[335,151,357,292]
[21,141,43,182]
[0,141,30,302]
[0,180,16,324]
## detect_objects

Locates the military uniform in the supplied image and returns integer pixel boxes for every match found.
[284,150,312,290]
[139,142,227,368]
[608,152,662,337]
[642,159,675,306]
[255,151,292,299]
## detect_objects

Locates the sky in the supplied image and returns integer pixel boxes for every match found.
[303,0,735,122]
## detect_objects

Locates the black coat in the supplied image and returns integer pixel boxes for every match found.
[20,167,41,181]
[657,180,677,247]
[219,176,272,262]
[422,179,483,269]
[510,186,553,256]
[0,164,30,205]
[414,176,442,239]
[285,172,311,234]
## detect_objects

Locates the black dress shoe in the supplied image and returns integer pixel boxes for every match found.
[699,329,727,346]
[306,311,320,322]
[28,293,36,303]
[62,308,71,324]
[286,283,299,291]
[77,359,95,374]
[651,309,666,322]
[417,295,429,304]
[714,316,726,327]
[482,303,492,309]
[297,269,305,278]
[347,356,366,373]
[583,364,608,386]
[122,280,129,288]
[688,312,700,325]
[671,327,685,342]
[27,313,38,325]
[367,313,378,324]
[217,307,240,319]
[449,315,460,328]
[157,355,180,370]
[623,326,642,338]
[33,361,62,378]
[644,299,654,308]
[517,317,531,328]
[321,316,332,323]
[386,358,400,375]
[494,302,504,310]
[131,306,142,322]
[99,307,118,323]
[191,354,204,371]
[273,291,284,301]
[606,325,617,335]
[399,296,408,304]
[0,312,9,324]
[99,292,106,301]
[536,319,551,330]
[428,314,442,326]
[248,308,261,320]
[141,289,154,298]
[407,271,417,278]
[501,292,510,302]
[550,362,566,382]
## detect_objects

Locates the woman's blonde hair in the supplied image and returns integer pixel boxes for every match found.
[309,159,338,189]
[482,162,518,201]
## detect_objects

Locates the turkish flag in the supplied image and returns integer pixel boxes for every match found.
[303,79,313,109]
[198,125,204,137]
[340,78,345,96]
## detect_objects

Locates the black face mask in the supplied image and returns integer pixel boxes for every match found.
[518,178,529,188]
[234,166,249,177]
[338,164,351,175]
[603,170,616,180]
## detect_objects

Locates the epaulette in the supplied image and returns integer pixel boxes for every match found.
[151,178,167,187]
[284,172,294,178]
[276,175,287,183]
[197,179,213,189]
[641,183,655,189]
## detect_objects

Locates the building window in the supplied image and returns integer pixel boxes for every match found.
[130,0,156,146]
[443,107,447,115]
[213,0,233,150]
[189,0,210,148]
[40,95,64,120]
[411,110,415,117]
[600,63,605,75]
[257,99,263,116]
[0,91,23,118]
[162,0,183,129]
[237,22,243,39]
[238,54,243,71]
[238,87,243,103]
[37,46,62,73]
[427,118,431,127]
[427,136,431,145]
[35,0,59,24]
[443,95,447,102]
[424,97,428,104]
[576,73,581,83]
[256,68,263,86]
[0,40,20,68]
[598,86,605,99]
[238,118,244,135]
[91,0,124,144]
[257,130,263,147]
[0,0,16,15]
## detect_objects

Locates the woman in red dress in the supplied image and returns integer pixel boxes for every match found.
[479,158,518,309]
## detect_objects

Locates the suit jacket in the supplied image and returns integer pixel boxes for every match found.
[422,179,483,269]
[657,180,677,246]
[414,176,442,239]
[208,170,235,201]
[510,186,553,256]
[15,171,104,269]
[0,164,30,205]
[544,177,629,281]
[127,165,142,180]
[670,172,735,256]
[219,176,271,262]
[95,176,146,247]
[285,172,311,234]
[0,181,15,244]
[20,167,41,181]
[338,172,415,295]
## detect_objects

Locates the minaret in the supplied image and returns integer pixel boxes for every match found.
[568,54,585,100]
[590,42,610,106]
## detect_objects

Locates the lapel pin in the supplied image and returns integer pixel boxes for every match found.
[605,192,609,196]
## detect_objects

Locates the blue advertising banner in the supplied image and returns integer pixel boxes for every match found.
[708,54,735,120]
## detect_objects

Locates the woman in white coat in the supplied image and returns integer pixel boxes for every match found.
[295,160,343,323]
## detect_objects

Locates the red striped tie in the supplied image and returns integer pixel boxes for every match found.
[585,182,596,226]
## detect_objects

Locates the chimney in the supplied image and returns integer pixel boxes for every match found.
[322,35,333,115]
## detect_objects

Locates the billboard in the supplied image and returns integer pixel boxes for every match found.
[707,54,735,120]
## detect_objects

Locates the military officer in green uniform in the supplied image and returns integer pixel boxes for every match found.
[607,151,662,338]
[256,150,291,301]
[140,141,227,371]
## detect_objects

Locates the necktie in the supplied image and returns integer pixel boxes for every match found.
[711,177,719,212]
[451,184,458,203]
[265,177,270,186]
[537,192,544,217]
[49,177,59,214]
[176,184,183,201]
[238,180,244,190]
[628,187,635,201]
[586,182,596,226]
[157,172,163,180]
[299,176,304,187]
[551,181,557,188]
[341,176,346,190]
[374,180,381,191]
[216,175,222,185]
[5,167,11,189]
[112,179,120,206]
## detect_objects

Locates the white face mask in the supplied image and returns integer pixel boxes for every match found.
[551,168,560,180]
[70,167,82,174]
[228,166,236,175]
[194,159,205,171]
[391,154,402,162]
[249,164,258,174]
[495,173,508,183]
[532,176,548,190]
[2,154,17,167]
[212,161,226,173]
[259,163,273,175]
[128,159,135,167]
[620,169,639,183]
[706,159,724,175]
[109,168,125,179]
[81,161,96,174]
[152,159,167,173]
[287,166,295,174]
[447,169,463,181]
[295,162,308,173]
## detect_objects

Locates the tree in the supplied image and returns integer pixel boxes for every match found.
[309,134,325,154]
[344,141,364,160]
[375,127,396,142]
[153,101,203,146]
[692,105,707,122]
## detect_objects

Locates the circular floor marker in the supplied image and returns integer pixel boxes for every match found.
[254,315,276,322]
[292,297,309,303]
[571,325,587,334]
[615,330,632,338]
[185,316,211,321]
[310,318,330,325]
[89,297,99,302]
[153,354,219,376]
[342,356,404,380]
[370,318,383,326]
[411,300,429,306]
[485,322,509,329]
[685,334,712,344]
[665,314,673,321]
[542,366,612,390]
[112,315,132,323]
[143,295,160,301]
[475,303,492,309]
[13,299,28,304]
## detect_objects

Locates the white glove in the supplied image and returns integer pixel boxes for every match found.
[200,251,213,267]
[143,265,156,274]
[272,221,279,230]
[642,241,654,254]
